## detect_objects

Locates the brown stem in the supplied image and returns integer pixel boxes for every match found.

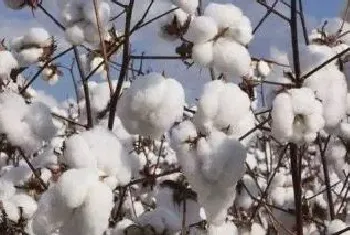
[298,0,309,45]
[108,0,134,130]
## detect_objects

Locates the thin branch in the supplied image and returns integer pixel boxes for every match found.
[298,0,309,45]
[253,0,279,35]
[37,4,65,30]
[108,0,134,130]
[256,0,290,22]
[51,112,88,129]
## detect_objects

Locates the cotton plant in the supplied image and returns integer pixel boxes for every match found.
[271,87,325,143]
[117,72,185,139]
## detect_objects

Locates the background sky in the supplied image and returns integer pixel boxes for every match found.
[0,0,346,104]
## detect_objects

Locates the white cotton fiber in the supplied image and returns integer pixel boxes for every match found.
[11,194,37,219]
[0,180,15,200]
[0,50,19,80]
[65,23,86,45]
[83,1,111,28]
[213,38,251,78]
[171,0,198,14]
[118,72,185,139]
[3,0,26,9]
[208,221,238,235]
[204,3,243,29]
[55,168,99,208]
[16,48,44,65]
[192,41,214,66]
[22,27,51,47]
[225,15,253,46]
[185,16,218,44]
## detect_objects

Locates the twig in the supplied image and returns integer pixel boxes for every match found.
[298,0,309,45]
[253,0,279,35]
[108,0,134,130]
[51,112,88,129]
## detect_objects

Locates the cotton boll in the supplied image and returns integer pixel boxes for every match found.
[171,0,198,14]
[185,16,218,44]
[340,122,350,139]
[16,48,43,66]
[22,27,51,47]
[251,223,266,235]
[63,134,97,168]
[83,1,111,28]
[118,73,185,139]
[0,180,15,200]
[289,87,316,115]
[65,23,86,45]
[271,92,294,142]
[66,181,113,235]
[3,0,26,9]
[11,194,37,219]
[204,3,243,29]
[60,3,84,26]
[326,219,348,235]
[208,221,238,235]
[55,168,99,208]
[213,38,251,78]
[225,15,253,46]
[1,200,20,222]
[192,41,214,66]
[0,50,19,80]
[257,60,270,77]
[23,102,57,141]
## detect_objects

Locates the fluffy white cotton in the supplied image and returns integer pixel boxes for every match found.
[3,0,25,9]
[192,42,214,66]
[194,80,254,142]
[204,3,243,30]
[213,38,251,79]
[257,60,271,78]
[303,67,347,129]
[118,72,185,139]
[0,180,15,200]
[83,1,111,28]
[63,128,132,184]
[171,0,198,14]
[0,50,19,81]
[185,16,218,44]
[55,168,99,208]
[22,27,51,47]
[326,219,348,235]
[225,15,253,46]
[65,23,86,45]
[292,45,336,75]
[171,123,247,225]
[16,48,44,66]
[208,221,238,235]
[251,222,266,235]
[1,200,20,222]
[61,181,113,235]
[10,194,37,219]
[0,92,57,154]
[271,88,325,143]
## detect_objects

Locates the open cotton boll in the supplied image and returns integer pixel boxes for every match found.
[63,134,97,168]
[65,23,86,45]
[60,3,84,26]
[171,0,198,14]
[225,15,253,46]
[83,1,111,28]
[0,180,15,200]
[11,194,37,219]
[55,168,99,208]
[207,221,238,235]
[304,68,347,129]
[0,50,18,80]
[3,0,26,9]
[84,24,101,45]
[185,16,218,44]
[271,92,294,142]
[289,87,317,115]
[1,200,20,222]
[257,60,271,77]
[32,185,73,235]
[204,3,243,30]
[22,27,51,47]
[23,102,57,141]
[64,181,113,235]
[16,48,43,66]
[251,223,266,235]
[291,45,336,75]
[326,219,348,235]
[194,80,252,137]
[118,73,185,139]
[213,38,251,79]
[192,41,214,66]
